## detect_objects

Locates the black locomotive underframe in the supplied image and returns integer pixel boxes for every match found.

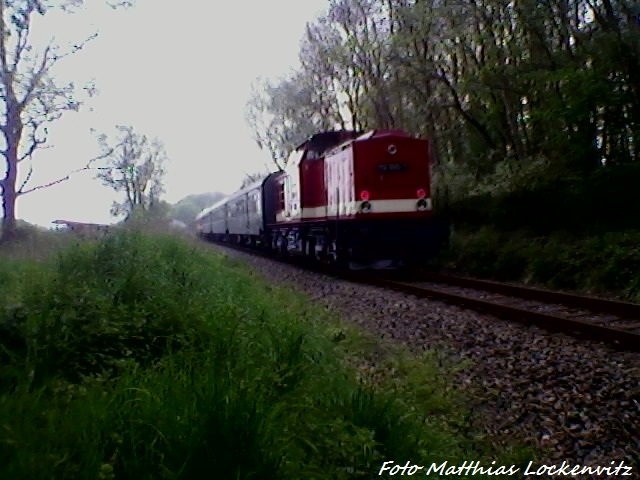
[208,217,448,266]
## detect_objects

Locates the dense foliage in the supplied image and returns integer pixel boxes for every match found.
[246,0,640,294]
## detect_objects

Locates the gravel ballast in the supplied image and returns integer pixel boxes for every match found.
[215,245,640,477]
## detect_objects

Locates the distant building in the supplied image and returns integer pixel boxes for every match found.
[51,220,111,238]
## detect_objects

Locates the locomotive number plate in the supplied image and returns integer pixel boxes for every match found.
[377,163,408,172]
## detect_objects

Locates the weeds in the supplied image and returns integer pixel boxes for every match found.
[1,230,528,479]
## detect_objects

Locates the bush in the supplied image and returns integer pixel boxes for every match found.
[441,163,640,235]
[442,227,640,301]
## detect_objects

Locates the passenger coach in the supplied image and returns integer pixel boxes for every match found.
[195,173,281,245]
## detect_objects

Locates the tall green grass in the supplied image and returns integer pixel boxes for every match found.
[0,230,528,479]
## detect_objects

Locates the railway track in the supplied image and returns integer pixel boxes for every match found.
[356,272,640,352]
[209,239,640,352]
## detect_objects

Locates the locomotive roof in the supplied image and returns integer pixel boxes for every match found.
[325,129,414,154]
[354,129,410,140]
[295,130,362,152]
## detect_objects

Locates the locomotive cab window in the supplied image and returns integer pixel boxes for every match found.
[278,182,285,210]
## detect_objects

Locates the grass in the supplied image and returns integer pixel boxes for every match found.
[440,226,640,301]
[0,228,531,479]
[0,226,84,261]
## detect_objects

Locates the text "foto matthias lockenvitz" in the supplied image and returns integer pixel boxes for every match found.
[378,460,633,476]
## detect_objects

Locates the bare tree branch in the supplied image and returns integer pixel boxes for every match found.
[17,162,34,194]
[17,147,119,196]
[11,1,38,71]
[18,44,51,109]
[18,121,48,162]
[52,32,98,62]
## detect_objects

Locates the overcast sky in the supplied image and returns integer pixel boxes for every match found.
[14,0,328,226]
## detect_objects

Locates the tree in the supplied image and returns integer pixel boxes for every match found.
[170,192,225,225]
[0,0,133,241]
[96,125,167,220]
[239,171,269,189]
[247,0,640,207]
[246,75,324,169]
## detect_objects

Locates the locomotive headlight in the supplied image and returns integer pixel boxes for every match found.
[360,201,372,213]
[417,199,428,211]
[387,144,397,155]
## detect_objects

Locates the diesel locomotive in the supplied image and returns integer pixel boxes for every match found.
[195,129,448,268]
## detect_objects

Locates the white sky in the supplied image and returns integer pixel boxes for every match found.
[12,0,328,227]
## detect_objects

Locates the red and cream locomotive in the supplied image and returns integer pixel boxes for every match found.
[195,129,448,268]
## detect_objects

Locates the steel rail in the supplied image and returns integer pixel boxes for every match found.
[418,272,640,318]
[355,276,640,352]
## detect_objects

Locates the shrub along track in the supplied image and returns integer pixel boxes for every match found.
[205,238,640,477]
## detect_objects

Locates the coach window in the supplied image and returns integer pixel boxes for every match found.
[255,193,262,213]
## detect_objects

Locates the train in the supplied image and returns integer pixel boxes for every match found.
[195,129,449,269]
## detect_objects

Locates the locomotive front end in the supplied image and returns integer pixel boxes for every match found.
[325,130,448,267]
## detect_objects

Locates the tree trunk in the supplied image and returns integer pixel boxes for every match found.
[1,179,18,242]
[1,134,20,242]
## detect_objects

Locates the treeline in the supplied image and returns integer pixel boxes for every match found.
[247,0,640,234]
[170,192,225,226]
